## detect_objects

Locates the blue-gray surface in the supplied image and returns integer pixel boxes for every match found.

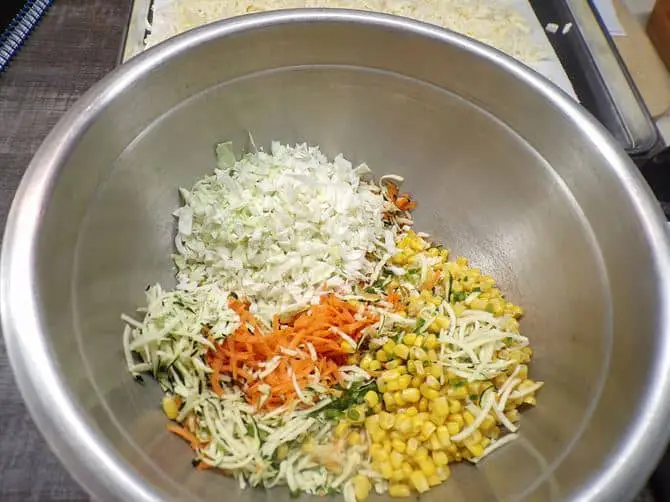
[0,0,661,500]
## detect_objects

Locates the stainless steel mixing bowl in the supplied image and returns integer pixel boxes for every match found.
[3,9,670,502]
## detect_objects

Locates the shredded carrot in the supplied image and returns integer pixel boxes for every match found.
[167,423,200,450]
[384,181,418,212]
[206,295,379,410]
[421,270,442,291]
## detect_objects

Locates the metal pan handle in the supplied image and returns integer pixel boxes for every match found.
[639,146,670,221]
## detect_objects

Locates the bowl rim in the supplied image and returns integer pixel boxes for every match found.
[3,8,670,502]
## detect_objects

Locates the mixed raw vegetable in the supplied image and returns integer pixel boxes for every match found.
[123,141,543,501]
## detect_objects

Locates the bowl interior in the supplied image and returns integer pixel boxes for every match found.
[25,12,666,502]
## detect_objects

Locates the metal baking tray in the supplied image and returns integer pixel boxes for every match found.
[119,0,660,159]
[529,0,660,159]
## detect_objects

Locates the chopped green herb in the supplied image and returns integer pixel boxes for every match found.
[415,318,426,332]
[246,422,256,437]
[469,394,478,401]
[472,287,481,293]
[373,278,386,289]
[453,291,466,302]
[453,381,466,388]
[134,375,145,385]
[347,408,361,421]
[365,287,377,294]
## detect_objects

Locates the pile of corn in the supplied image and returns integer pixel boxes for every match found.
[340,231,542,500]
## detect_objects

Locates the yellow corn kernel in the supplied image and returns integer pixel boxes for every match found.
[417,457,436,477]
[390,470,405,483]
[379,412,395,430]
[385,359,402,370]
[384,339,397,355]
[364,390,380,408]
[414,360,425,375]
[395,415,412,435]
[403,333,417,346]
[424,376,441,390]
[277,444,289,460]
[360,354,373,370]
[436,466,451,482]
[446,421,461,435]
[388,484,410,497]
[383,392,396,408]
[353,475,371,501]
[371,444,387,462]
[432,450,449,467]
[415,446,429,460]
[340,340,356,353]
[430,412,447,427]
[427,321,440,334]
[301,437,315,453]
[447,385,468,399]
[448,414,465,427]
[398,374,412,390]
[391,253,408,265]
[429,396,447,417]
[419,397,429,412]
[465,431,482,447]
[402,388,421,403]
[365,414,380,430]
[481,438,491,449]
[406,437,420,456]
[480,413,496,432]
[376,350,390,362]
[490,426,501,440]
[414,335,425,347]
[394,392,407,407]
[390,450,404,469]
[379,461,394,479]
[406,359,417,375]
[427,474,442,487]
[517,364,529,380]
[410,375,424,388]
[505,407,521,422]
[370,428,386,443]
[335,421,350,437]
[411,416,424,434]
[448,399,462,413]
[405,406,418,417]
[382,438,393,452]
[470,298,487,311]
[420,385,440,400]
[428,432,442,451]
[453,303,466,316]
[436,425,451,447]
[428,364,443,379]
[347,431,362,446]
[420,421,437,441]
[463,411,475,426]
[523,396,537,406]
[394,344,410,360]
[392,438,407,453]
[423,333,439,350]
[369,359,382,371]
[410,471,430,493]
[465,442,485,458]
[387,379,401,392]
[402,462,413,478]
[162,395,179,420]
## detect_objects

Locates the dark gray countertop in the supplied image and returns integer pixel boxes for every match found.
[0,1,130,500]
[0,1,662,501]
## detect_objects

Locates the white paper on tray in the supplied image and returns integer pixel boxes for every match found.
[136,0,578,101]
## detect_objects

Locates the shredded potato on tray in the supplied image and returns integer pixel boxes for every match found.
[122,140,543,501]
